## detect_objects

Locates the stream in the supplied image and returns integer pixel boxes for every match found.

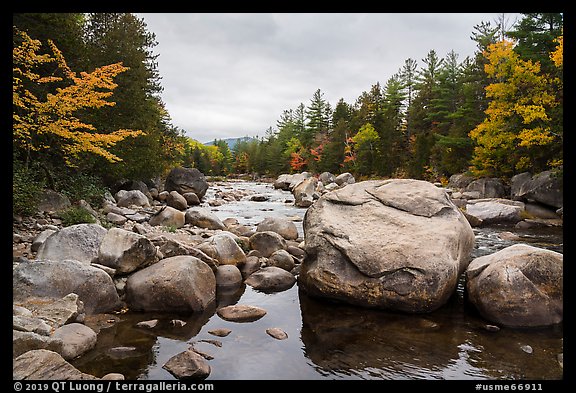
[72,180,563,380]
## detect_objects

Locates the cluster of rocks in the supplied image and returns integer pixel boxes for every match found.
[273,171,355,207]
[12,167,563,379]
[446,171,563,228]
[13,167,307,380]
[297,178,563,329]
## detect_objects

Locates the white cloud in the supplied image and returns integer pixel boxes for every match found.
[137,12,520,143]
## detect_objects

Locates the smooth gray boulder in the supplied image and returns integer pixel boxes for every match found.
[37,189,71,213]
[149,206,186,228]
[245,266,296,292]
[299,179,475,313]
[13,349,98,380]
[52,323,97,360]
[466,244,563,327]
[167,190,188,210]
[98,227,158,274]
[163,349,211,380]
[198,232,246,266]
[249,231,287,258]
[115,189,150,208]
[13,259,121,314]
[215,265,243,287]
[464,198,525,226]
[36,223,107,265]
[514,170,563,209]
[185,207,225,230]
[334,172,355,186]
[164,167,209,200]
[464,178,507,199]
[256,217,298,240]
[125,255,216,313]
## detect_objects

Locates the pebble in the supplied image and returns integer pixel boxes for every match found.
[136,319,158,329]
[266,328,288,340]
[520,344,533,354]
[208,328,232,337]
[216,304,267,322]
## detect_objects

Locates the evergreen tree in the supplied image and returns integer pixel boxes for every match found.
[82,13,172,182]
[406,50,444,178]
[321,99,352,174]
[303,89,331,149]
[380,74,407,176]
[506,13,563,74]
[13,13,86,71]
[400,58,418,142]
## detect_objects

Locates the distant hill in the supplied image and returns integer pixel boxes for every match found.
[204,136,256,150]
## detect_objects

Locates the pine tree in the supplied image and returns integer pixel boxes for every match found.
[506,13,563,74]
[303,89,331,149]
[406,50,444,178]
[400,58,418,142]
[82,13,172,182]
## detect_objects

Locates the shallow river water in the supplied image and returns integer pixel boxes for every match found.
[72,181,563,381]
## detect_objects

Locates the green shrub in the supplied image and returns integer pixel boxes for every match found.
[54,172,108,208]
[164,224,177,233]
[13,164,45,217]
[59,206,97,226]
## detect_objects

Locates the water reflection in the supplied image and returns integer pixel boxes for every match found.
[70,182,563,380]
[298,288,563,380]
[72,306,216,379]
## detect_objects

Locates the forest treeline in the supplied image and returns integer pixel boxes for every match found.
[13,13,563,216]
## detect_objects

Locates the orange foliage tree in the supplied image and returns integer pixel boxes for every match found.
[13,29,143,168]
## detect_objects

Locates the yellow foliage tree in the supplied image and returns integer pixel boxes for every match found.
[550,33,563,68]
[469,39,561,176]
[13,30,143,167]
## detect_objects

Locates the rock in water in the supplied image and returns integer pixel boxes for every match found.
[266,327,288,340]
[125,256,216,313]
[466,244,563,327]
[163,349,210,380]
[216,304,267,322]
[299,179,475,313]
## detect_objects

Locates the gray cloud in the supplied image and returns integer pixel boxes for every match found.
[137,13,520,143]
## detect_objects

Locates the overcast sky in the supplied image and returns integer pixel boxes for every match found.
[136,13,521,143]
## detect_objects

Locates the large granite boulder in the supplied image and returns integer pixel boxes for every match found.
[164,167,209,200]
[185,207,225,230]
[37,189,71,213]
[115,189,150,208]
[149,206,186,228]
[13,258,121,314]
[98,227,159,274]
[125,255,216,313]
[256,217,299,240]
[463,178,508,199]
[299,179,475,313]
[512,170,563,209]
[36,223,107,265]
[197,232,247,266]
[293,177,318,208]
[13,349,98,380]
[464,199,525,226]
[466,244,563,327]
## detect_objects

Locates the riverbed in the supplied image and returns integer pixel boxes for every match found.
[72,181,563,380]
